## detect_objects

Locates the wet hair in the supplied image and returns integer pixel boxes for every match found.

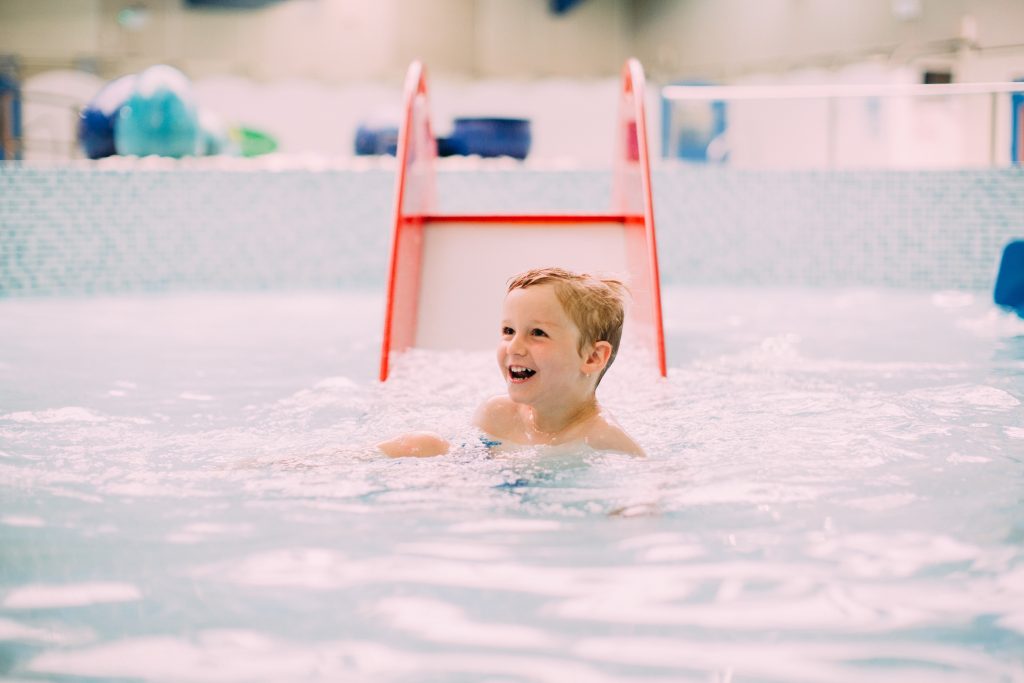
[506,267,627,385]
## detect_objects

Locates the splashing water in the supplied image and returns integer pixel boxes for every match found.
[1,287,1023,682]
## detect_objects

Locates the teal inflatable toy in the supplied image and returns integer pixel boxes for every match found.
[115,65,199,157]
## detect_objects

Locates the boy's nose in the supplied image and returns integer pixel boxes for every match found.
[508,333,526,355]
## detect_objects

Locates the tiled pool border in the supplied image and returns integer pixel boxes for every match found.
[2,165,1022,296]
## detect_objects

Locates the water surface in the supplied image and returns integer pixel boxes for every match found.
[2,287,1023,682]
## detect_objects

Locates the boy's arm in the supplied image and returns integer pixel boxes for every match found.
[376,431,450,458]
[378,395,512,458]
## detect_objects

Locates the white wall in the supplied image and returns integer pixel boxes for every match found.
[0,0,103,69]
[4,0,1022,83]
[474,0,632,77]
[1,0,632,81]
[634,0,1024,82]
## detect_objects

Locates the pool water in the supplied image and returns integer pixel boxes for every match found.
[1,287,1023,682]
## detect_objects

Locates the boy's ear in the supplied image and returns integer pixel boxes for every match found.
[582,341,613,376]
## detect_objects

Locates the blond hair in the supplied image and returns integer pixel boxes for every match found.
[506,267,627,385]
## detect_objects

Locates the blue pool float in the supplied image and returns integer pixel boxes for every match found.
[78,74,138,159]
[994,240,1024,315]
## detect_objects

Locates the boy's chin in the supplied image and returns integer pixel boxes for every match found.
[504,384,536,404]
[505,387,529,402]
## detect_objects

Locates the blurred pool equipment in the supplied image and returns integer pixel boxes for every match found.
[0,71,22,160]
[77,74,137,159]
[442,117,532,159]
[662,80,1024,168]
[660,81,727,162]
[115,65,200,158]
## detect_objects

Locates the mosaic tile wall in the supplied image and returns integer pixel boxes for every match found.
[656,167,1024,289]
[2,164,1022,296]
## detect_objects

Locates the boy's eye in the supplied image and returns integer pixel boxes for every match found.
[530,328,548,337]
[502,326,514,336]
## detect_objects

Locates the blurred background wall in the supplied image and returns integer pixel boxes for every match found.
[635,0,1024,82]
[3,0,1022,81]
[1,0,632,81]
[2,0,1023,164]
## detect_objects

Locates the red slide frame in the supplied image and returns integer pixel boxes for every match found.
[379,59,666,381]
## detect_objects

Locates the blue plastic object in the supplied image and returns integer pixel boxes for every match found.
[549,0,587,14]
[660,80,728,162]
[77,74,137,159]
[354,124,399,156]
[115,65,199,158]
[1012,79,1023,164]
[994,240,1024,315]
[0,73,21,161]
[447,117,531,160]
[435,135,467,157]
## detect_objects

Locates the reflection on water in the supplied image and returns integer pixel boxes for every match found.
[1,288,1023,682]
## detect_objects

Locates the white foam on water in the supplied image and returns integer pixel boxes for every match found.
[0,617,94,645]
[573,637,1020,683]
[191,548,355,590]
[101,481,219,498]
[931,291,975,308]
[313,376,358,390]
[166,523,254,544]
[0,516,45,527]
[806,533,980,579]
[904,384,1020,409]
[672,480,829,506]
[550,589,919,632]
[447,518,563,534]
[1,407,106,423]
[638,544,707,562]
[374,596,554,649]
[956,309,1024,337]
[997,566,1024,593]
[44,486,104,504]
[393,541,510,561]
[27,632,379,683]
[844,493,918,512]
[25,631,654,683]
[3,583,142,609]
[946,453,992,464]
[999,612,1024,635]
[179,392,215,402]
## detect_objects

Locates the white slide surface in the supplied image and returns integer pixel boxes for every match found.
[415,221,631,351]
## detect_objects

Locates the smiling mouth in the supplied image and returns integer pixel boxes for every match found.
[508,365,537,382]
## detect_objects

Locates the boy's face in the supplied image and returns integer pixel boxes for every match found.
[497,284,591,406]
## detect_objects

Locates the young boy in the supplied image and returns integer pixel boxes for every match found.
[377,267,645,458]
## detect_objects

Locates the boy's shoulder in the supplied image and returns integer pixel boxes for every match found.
[581,414,645,457]
[472,394,520,435]
[473,395,645,457]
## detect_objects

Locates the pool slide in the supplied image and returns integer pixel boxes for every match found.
[379,59,667,381]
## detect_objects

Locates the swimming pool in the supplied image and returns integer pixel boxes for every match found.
[2,285,1022,681]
